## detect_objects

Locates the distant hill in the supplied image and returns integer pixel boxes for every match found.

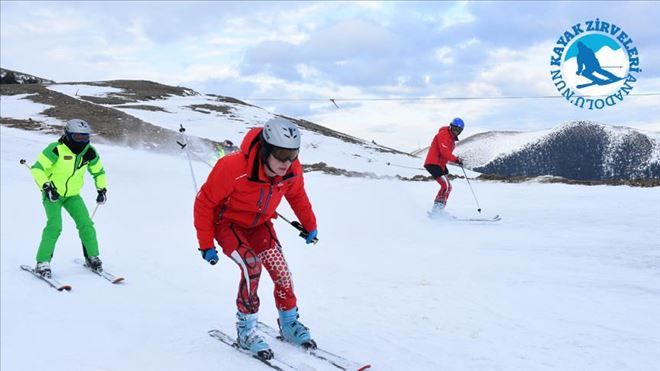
[459,121,660,181]
[0,68,54,84]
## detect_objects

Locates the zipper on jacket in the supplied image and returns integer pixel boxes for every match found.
[251,184,274,227]
[62,152,79,197]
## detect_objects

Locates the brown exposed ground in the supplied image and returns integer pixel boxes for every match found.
[187,104,234,115]
[0,83,211,152]
[67,80,198,104]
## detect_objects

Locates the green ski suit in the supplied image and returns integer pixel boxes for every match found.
[31,139,107,262]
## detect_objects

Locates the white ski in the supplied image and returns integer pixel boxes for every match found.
[257,322,372,371]
[208,329,297,371]
[428,211,501,222]
[74,258,125,284]
[20,265,72,291]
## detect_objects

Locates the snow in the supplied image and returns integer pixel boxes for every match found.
[2,125,660,371]
[0,93,54,120]
[47,84,126,98]
[455,130,549,168]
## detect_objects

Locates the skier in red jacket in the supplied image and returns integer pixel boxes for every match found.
[424,117,464,214]
[194,117,318,359]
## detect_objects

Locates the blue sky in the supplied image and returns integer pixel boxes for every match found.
[2,1,659,150]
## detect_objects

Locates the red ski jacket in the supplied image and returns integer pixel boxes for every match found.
[194,128,317,249]
[424,126,458,169]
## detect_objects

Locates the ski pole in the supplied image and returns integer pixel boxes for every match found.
[276,212,318,244]
[20,159,102,219]
[188,150,213,169]
[19,158,31,170]
[90,204,100,219]
[177,124,199,193]
[460,164,482,213]
[385,162,425,171]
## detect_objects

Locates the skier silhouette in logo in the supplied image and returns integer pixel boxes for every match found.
[575,42,622,88]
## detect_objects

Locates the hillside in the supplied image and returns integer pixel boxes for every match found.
[1,79,424,179]
[470,121,660,181]
[0,68,54,84]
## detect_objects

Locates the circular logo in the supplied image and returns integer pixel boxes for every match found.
[549,19,641,110]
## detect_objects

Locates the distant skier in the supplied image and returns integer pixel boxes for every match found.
[575,41,621,87]
[194,117,318,360]
[424,117,464,214]
[208,139,238,165]
[30,119,108,278]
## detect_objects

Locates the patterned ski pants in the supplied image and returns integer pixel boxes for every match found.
[215,220,296,314]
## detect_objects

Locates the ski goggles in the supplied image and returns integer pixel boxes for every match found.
[450,125,463,135]
[68,132,90,143]
[270,147,299,163]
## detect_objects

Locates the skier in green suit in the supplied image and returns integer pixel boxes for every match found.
[30,119,108,278]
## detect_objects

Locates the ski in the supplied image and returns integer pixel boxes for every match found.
[74,258,125,284]
[257,322,372,371]
[452,214,501,222]
[428,211,501,222]
[20,265,72,291]
[208,329,298,371]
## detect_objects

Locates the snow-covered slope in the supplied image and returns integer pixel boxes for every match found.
[455,129,549,168]
[2,125,660,371]
[474,121,660,180]
[2,81,426,178]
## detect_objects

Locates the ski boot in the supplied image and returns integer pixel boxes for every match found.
[429,201,446,218]
[278,307,316,349]
[85,256,103,272]
[35,261,52,278]
[236,312,273,360]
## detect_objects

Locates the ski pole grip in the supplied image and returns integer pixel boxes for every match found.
[291,221,319,244]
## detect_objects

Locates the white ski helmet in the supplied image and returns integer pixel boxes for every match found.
[262,117,300,150]
[65,119,92,135]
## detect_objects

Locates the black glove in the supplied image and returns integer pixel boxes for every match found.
[96,188,107,204]
[42,182,60,202]
[455,157,463,166]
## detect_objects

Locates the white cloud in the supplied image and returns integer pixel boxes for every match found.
[477,41,558,95]
[460,38,480,49]
[439,1,476,30]
[180,65,240,83]
[296,64,321,80]
[434,47,454,65]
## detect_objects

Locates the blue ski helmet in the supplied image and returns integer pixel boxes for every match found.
[450,117,464,129]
